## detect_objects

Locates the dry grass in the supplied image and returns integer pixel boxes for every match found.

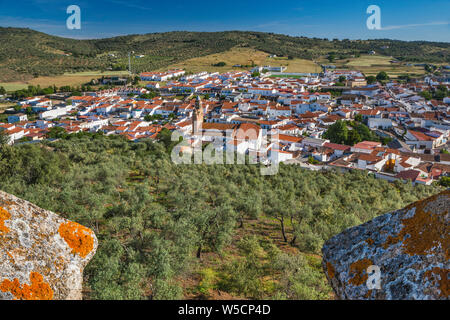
[277,57,322,73]
[0,71,130,91]
[0,103,14,115]
[322,54,427,78]
[345,55,393,67]
[163,47,322,73]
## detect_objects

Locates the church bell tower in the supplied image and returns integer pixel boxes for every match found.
[192,96,204,135]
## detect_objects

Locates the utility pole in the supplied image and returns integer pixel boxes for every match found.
[128,52,132,75]
[128,51,136,74]
[128,51,135,87]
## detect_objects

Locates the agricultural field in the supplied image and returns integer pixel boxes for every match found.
[321,54,427,78]
[0,82,28,92]
[0,70,130,92]
[269,56,322,73]
[163,47,322,74]
[0,102,14,111]
[269,75,304,79]
[345,55,394,67]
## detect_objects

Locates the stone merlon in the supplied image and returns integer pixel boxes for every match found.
[0,191,98,300]
[322,189,449,300]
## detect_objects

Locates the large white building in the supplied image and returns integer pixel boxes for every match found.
[39,106,74,120]
[368,118,394,129]
[140,70,185,81]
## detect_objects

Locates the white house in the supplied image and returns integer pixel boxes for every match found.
[368,118,394,129]
[302,137,329,148]
[268,149,294,163]
[39,106,74,120]
[0,124,25,144]
[268,106,291,117]
[357,153,387,172]
[351,141,382,154]
[248,88,278,96]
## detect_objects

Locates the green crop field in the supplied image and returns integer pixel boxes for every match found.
[0,82,28,91]
[0,71,131,92]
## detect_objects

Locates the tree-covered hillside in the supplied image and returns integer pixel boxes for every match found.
[0,133,443,299]
[0,27,449,81]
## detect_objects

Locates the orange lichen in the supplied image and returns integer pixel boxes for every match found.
[0,206,11,234]
[58,221,94,258]
[424,267,449,298]
[382,190,449,259]
[53,256,65,272]
[366,238,375,246]
[326,262,336,279]
[348,259,373,286]
[382,234,400,249]
[0,272,53,300]
[6,251,14,263]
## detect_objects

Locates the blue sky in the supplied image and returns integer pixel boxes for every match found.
[0,0,448,41]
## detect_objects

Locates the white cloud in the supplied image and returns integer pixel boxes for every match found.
[380,21,449,31]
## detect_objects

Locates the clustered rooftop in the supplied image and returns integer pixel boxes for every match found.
[1,68,449,184]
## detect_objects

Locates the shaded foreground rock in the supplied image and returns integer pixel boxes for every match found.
[0,191,97,300]
[322,189,449,300]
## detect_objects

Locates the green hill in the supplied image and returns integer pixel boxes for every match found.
[0,27,449,82]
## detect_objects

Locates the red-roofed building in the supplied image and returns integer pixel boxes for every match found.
[405,130,446,150]
[395,170,432,185]
[323,142,351,158]
[351,141,382,154]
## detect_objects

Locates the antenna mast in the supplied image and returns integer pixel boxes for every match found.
[128,52,132,75]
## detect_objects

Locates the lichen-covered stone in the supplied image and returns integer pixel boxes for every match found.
[0,191,98,300]
[322,190,449,300]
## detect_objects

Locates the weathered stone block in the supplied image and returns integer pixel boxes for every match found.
[322,190,449,300]
[0,191,98,300]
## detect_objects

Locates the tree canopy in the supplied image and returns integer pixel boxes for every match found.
[376,71,389,81]
[323,120,379,146]
[0,134,442,299]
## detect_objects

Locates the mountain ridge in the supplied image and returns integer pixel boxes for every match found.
[0,27,449,82]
